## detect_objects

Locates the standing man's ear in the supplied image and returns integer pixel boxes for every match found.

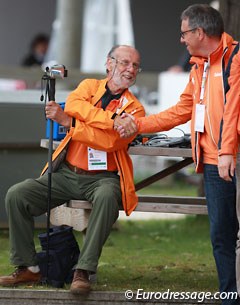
[197,27,205,40]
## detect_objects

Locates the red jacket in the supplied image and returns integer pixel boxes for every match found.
[42,78,145,215]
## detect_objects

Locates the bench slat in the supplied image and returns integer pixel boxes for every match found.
[68,195,208,215]
[138,195,206,205]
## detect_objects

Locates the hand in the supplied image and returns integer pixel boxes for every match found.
[45,101,71,128]
[218,154,235,181]
[113,113,137,138]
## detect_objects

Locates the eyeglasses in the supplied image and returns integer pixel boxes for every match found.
[110,56,142,72]
[180,28,197,39]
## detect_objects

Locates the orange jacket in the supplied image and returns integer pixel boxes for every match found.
[137,33,240,172]
[42,78,145,215]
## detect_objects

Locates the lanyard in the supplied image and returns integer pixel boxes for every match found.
[199,61,209,101]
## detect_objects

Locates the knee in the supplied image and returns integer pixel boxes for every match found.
[93,184,121,210]
[5,180,31,211]
[97,183,120,199]
[5,183,20,208]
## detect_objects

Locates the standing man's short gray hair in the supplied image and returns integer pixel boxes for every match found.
[181,4,224,38]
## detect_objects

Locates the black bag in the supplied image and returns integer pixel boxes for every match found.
[37,225,80,288]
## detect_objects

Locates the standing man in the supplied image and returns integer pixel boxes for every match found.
[237,153,240,296]
[118,5,240,304]
[0,45,145,294]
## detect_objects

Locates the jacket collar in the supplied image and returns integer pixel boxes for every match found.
[92,78,134,112]
[189,32,235,67]
[91,78,108,105]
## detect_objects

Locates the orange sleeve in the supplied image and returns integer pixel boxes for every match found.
[137,82,194,134]
[71,104,145,152]
[65,79,115,130]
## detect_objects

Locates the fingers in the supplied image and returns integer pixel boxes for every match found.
[45,101,62,120]
[230,162,235,178]
[117,126,127,138]
[218,164,232,181]
[45,101,71,128]
[218,155,235,182]
[121,113,134,120]
[113,114,137,138]
[218,167,232,181]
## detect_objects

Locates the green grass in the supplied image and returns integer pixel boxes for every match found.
[0,179,214,292]
[135,169,201,196]
[0,216,218,292]
[137,181,198,196]
[94,216,217,292]
[0,229,11,275]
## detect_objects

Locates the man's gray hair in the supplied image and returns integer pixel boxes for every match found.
[106,45,140,74]
[107,45,138,58]
[181,4,224,38]
[107,45,121,59]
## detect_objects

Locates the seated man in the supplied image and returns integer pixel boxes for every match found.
[0,45,145,294]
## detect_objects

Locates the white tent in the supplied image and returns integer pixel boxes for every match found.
[44,0,134,73]
[81,0,134,73]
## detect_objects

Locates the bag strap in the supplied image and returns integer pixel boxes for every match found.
[218,42,239,149]
[223,42,239,95]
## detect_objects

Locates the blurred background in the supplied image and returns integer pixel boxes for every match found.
[0,0,212,71]
[1,0,239,227]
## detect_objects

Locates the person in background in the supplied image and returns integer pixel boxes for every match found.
[167,49,191,72]
[0,45,145,294]
[21,33,49,67]
[117,4,240,304]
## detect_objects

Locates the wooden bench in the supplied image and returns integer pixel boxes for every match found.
[68,195,207,215]
[41,139,208,231]
[50,195,207,232]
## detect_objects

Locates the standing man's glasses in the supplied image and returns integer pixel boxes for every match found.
[180,28,197,39]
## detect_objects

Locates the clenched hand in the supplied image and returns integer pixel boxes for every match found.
[113,113,137,138]
[45,101,71,128]
[218,154,235,181]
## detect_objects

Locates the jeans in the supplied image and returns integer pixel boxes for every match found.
[204,164,239,305]
[235,153,240,295]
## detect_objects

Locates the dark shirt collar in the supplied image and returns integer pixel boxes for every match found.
[101,85,122,110]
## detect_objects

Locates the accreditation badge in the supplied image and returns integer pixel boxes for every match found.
[88,147,107,170]
[194,103,205,133]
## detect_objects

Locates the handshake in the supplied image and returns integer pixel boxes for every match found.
[113,113,138,138]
